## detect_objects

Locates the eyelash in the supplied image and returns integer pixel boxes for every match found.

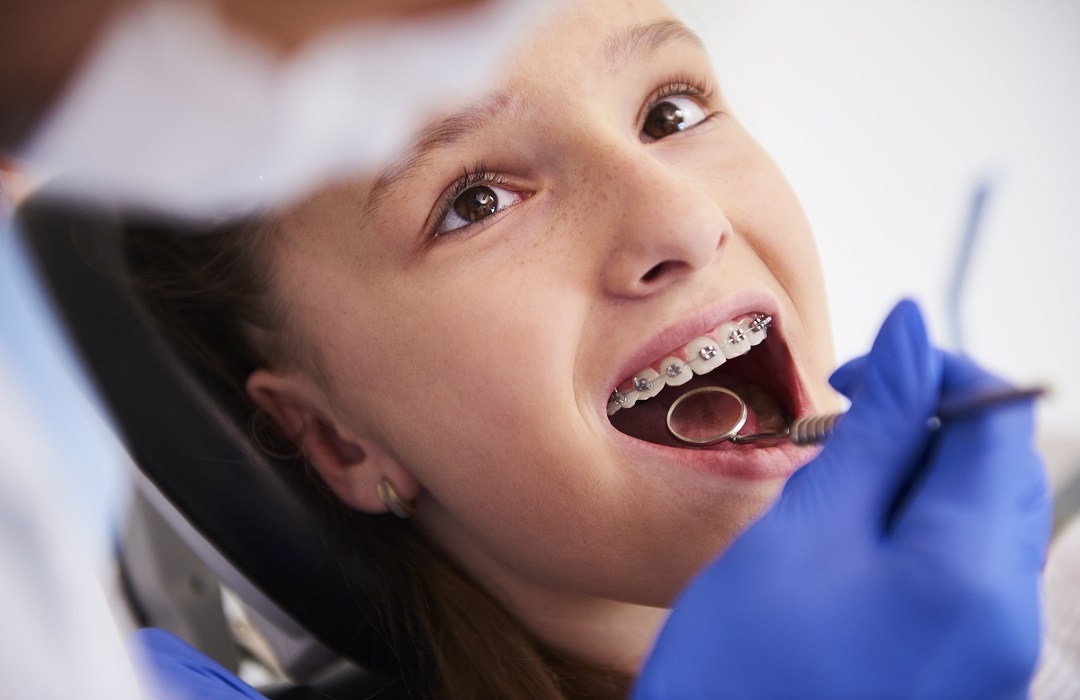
[429,77,720,240]
[641,75,721,130]
[430,162,514,240]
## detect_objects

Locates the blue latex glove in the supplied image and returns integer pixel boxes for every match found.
[634,300,1049,700]
[130,628,267,700]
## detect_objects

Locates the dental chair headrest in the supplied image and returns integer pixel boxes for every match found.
[15,191,399,678]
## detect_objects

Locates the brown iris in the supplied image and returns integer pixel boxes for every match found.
[643,101,687,140]
[453,185,499,223]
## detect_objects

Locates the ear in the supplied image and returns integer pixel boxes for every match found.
[246,368,421,515]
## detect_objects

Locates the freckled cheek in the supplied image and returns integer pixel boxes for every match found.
[350,277,573,409]
[706,156,833,363]
[716,156,820,279]
[357,344,580,503]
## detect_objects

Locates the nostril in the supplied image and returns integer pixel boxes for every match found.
[641,262,666,283]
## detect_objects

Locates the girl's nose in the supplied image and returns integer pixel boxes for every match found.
[597,153,730,298]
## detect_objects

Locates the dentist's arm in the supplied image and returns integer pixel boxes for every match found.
[634,300,1049,699]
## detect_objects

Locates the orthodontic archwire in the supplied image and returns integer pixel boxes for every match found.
[609,313,773,408]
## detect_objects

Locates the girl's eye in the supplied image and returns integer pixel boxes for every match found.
[641,95,707,142]
[437,183,523,236]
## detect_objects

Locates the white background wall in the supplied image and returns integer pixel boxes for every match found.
[672,0,1080,480]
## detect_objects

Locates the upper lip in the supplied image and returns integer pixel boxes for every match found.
[599,291,781,409]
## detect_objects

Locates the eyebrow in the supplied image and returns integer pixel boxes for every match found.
[364,18,706,215]
[603,19,707,75]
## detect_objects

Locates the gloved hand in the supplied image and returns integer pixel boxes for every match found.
[634,300,1050,700]
[130,628,268,700]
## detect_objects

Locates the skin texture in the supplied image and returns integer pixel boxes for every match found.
[246,0,839,673]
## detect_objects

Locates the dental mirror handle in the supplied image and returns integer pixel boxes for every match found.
[729,413,839,446]
[731,385,1048,447]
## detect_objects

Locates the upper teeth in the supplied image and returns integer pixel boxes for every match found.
[607,313,772,416]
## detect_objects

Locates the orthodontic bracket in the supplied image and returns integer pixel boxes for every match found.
[610,313,773,411]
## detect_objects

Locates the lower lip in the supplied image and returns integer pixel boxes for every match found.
[612,430,817,481]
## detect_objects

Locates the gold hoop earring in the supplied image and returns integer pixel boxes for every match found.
[377,479,415,519]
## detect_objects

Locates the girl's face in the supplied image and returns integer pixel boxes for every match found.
[258,0,837,656]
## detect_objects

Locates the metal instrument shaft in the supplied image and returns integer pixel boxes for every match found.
[668,385,1047,448]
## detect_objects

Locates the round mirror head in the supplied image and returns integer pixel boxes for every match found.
[665,386,747,447]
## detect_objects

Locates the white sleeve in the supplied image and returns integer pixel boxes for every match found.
[0,221,144,699]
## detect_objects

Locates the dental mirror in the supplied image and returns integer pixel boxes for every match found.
[664,386,747,446]
[666,384,1049,449]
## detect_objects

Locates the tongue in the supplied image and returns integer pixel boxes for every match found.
[609,375,775,449]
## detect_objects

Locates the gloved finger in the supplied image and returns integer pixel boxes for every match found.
[940,350,1012,395]
[889,356,1047,694]
[894,354,1050,573]
[940,354,1048,521]
[781,300,943,531]
[828,354,868,397]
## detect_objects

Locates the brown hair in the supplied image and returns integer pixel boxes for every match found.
[123,215,632,700]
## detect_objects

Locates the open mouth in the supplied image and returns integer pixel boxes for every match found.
[607,312,798,449]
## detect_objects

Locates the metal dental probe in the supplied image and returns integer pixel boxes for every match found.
[665,385,1048,448]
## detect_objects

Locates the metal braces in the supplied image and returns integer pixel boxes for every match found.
[609,313,772,407]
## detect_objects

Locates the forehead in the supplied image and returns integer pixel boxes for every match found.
[365,0,702,208]
[518,0,695,68]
